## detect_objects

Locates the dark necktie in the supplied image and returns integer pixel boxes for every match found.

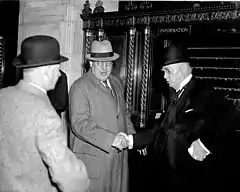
[176,88,184,100]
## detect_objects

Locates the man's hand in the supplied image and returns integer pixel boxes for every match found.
[112,133,128,151]
[137,147,147,156]
[117,133,148,155]
[189,139,209,161]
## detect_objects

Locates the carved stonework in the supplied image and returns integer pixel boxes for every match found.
[93,0,104,15]
[82,0,92,17]
[81,4,240,29]
[125,1,137,11]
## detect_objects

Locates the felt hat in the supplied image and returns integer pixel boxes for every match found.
[163,44,189,66]
[85,40,119,62]
[13,35,68,68]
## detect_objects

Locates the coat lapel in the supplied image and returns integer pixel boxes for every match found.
[108,76,120,117]
[175,78,195,116]
[163,78,196,129]
[87,70,119,116]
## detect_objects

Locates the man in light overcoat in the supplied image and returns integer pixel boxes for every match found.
[69,40,136,192]
[0,35,89,192]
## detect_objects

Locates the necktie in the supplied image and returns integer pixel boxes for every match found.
[176,88,184,99]
[103,80,115,97]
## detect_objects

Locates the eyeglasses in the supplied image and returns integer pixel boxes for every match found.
[94,61,113,68]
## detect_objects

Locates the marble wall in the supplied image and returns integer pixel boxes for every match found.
[18,0,118,89]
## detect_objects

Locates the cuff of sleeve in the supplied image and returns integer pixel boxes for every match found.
[198,138,211,155]
[128,135,133,149]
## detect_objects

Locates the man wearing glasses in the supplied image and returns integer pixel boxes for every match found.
[69,40,135,192]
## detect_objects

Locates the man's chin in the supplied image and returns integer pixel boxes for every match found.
[99,76,110,81]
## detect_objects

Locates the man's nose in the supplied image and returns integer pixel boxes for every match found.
[164,72,167,79]
[101,64,108,71]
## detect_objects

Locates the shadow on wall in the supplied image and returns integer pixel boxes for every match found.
[0,0,20,87]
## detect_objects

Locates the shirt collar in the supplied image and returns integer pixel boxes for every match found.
[177,74,192,92]
[28,82,47,94]
[101,79,112,89]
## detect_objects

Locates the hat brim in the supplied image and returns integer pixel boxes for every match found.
[13,55,69,68]
[163,59,189,66]
[85,53,119,62]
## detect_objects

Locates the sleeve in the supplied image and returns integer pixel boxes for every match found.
[198,139,211,154]
[132,127,158,149]
[69,82,116,153]
[35,109,89,192]
[125,106,136,135]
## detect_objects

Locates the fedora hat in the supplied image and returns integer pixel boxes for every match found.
[163,44,189,66]
[13,35,68,68]
[85,40,119,62]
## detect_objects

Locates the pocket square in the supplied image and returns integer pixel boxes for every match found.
[155,113,162,119]
[185,109,194,113]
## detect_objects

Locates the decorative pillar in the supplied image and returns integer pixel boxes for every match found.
[140,26,151,128]
[97,28,105,41]
[82,29,93,74]
[125,26,136,113]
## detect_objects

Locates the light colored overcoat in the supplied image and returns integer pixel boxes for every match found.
[0,80,89,192]
[69,70,136,192]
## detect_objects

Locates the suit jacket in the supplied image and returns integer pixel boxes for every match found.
[47,70,68,117]
[0,80,89,192]
[69,70,136,192]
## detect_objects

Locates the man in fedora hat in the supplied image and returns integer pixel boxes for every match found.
[0,35,89,192]
[69,39,136,192]
[121,43,240,191]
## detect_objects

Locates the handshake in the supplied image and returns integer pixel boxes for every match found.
[111,132,147,155]
[111,132,132,151]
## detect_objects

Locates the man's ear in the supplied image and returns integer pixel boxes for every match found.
[181,62,188,74]
[42,66,50,81]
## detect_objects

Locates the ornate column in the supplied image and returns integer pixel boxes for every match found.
[140,26,151,128]
[82,29,93,73]
[125,26,136,113]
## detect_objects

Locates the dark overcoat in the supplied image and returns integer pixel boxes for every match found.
[134,77,240,191]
